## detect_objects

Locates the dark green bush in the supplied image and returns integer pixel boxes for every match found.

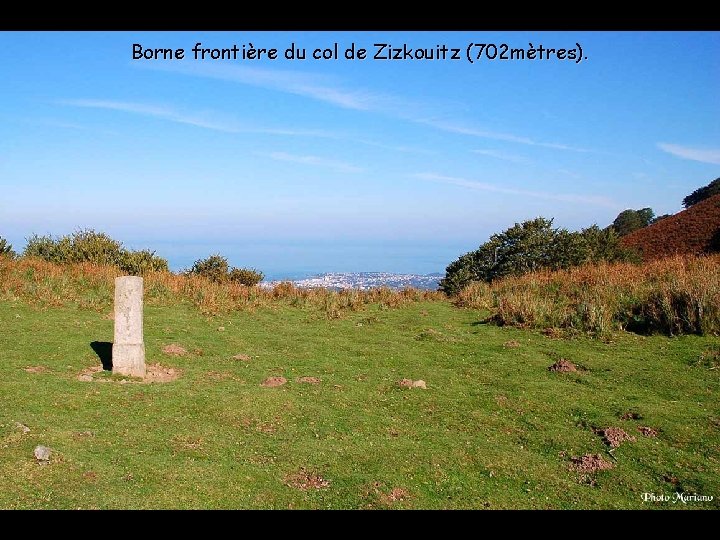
[187,254,230,283]
[187,254,264,286]
[228,267,264,286]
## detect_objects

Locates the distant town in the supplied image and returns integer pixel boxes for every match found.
[261,272,442,291]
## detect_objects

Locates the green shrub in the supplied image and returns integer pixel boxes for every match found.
[187,254,230,283]
[22,229,168,276]
[228,267,264,286]
[187,254,264,286]
[119,249,169,275]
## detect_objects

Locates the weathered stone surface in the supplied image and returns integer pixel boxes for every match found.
[34,445,51,463]
[113,276,146,378]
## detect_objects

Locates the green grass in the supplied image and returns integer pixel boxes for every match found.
[1,298,719,509]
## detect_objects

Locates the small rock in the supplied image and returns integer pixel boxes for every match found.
[34,445,51,463]
[217,326,225,332]
[233,354,252,361]
[399,379,427,389]
[15,422,30,434]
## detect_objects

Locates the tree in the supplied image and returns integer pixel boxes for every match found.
[651,214,672,224]
[440,218,639,295]
[440,218,561,295]
[610,208,655,237]
[683,177,720,208]
[0,236,15,258]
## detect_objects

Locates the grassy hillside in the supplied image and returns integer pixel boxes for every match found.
[621,194,720,261]
[1,257,719,509]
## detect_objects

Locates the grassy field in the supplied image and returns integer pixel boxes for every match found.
[1,294,719,509]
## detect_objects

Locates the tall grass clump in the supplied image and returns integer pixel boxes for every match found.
[456,254,720,337]
[0,256,442,316]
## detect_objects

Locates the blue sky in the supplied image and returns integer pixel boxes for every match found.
[1,31,718,277]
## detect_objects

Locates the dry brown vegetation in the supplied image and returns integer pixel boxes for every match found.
[0,256,443,318]
[621,194,720,261]
[455,254,720,336]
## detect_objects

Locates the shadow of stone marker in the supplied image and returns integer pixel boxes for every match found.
[112,276,146,378]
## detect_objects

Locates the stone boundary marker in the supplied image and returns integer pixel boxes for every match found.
[113,276,146,378]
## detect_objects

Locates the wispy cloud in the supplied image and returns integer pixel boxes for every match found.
[141,62,385,111]
[354,138,435,155]
[657,143,720,165]
[58,99,336,138]
[472,149,528,163]
[141,63,588,154]
[262,151,363,173]
[422,119,590,152]
[412,172,616,208]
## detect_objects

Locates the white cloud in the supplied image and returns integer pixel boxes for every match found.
[140,63,589,153]
[58,99,336,138]
[657,143,720,165]
[262,151,363,173]
[412,172,616,208]
[422,119,590,152]
[142,62,383,111]
[472,149,528,163]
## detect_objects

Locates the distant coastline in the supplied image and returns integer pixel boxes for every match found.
[261,272,443,290]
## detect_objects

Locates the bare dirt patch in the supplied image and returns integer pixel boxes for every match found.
[145,363,182,383]
[569,453,614,473]
[261,376,287,388]
[77,365,105,382]
[638,426,659,438]
[233,354,252,361]
[548,359,577,373]
[620,411,643,420]
[380,487,410,505]
[284,468,330,491]
[82,471,98,481]
[77,363,181,384]
[162,344,187,356]
[503,340,521,348]
[297,376,321,384]
[24,366,48,374]
[598,427,636,448]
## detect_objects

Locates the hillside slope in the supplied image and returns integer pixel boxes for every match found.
[621,194,720,261]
